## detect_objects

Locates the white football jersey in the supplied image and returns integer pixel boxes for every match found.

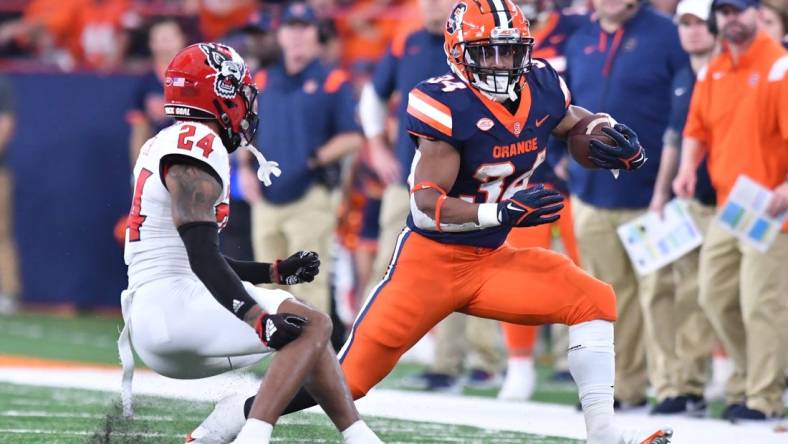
[125,121,231,289]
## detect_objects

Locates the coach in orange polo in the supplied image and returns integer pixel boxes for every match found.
[674,0,788,421]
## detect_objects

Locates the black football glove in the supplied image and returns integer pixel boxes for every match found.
[588,123,647,171]
[255,312,307,350]
[275,251,320,285]
[497,184,565,227]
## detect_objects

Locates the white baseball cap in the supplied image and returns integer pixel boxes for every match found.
[675,0,714,21]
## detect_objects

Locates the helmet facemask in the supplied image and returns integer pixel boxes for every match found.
[215,80,259,153]
[456,28,533,102]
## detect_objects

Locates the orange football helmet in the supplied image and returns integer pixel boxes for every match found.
[444,0,534,101]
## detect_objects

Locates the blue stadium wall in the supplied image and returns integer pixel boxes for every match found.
[7,72,139,308]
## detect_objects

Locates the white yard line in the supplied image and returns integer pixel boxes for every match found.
[0,367,786,443]
[0,428,181,438]
[0,410,198,421]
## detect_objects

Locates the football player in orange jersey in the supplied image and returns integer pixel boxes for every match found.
[280,2,670,443]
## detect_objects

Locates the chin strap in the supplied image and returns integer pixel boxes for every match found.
[242,143,281,187]
[507,81,518,101]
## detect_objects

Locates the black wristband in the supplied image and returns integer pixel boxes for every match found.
[177,221,257,320]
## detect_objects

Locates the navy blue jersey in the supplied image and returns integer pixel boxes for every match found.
[255,60,360,204]
[405,61,570,248]
[563,7,688,209]
[372,28,449,184]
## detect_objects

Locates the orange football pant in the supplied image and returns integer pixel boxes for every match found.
[338,226,615,399]
[503,200,580,356]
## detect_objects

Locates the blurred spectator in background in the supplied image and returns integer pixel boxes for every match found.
[239,2,363,315]
[647,0,719,416]
[0,75,20,315]
[127,18,186,164]
[0,0,135,71]
[220,8,280,72]
[0,0,86,68]
[651,0,682,14]
[335,0,419,68]
[759,0,787,45]
[79,0,134,71]
[674,0,788,421]
[197,0,257,41]
[564,0,689,410]
[522,0,589,73]
[306,0,343,65]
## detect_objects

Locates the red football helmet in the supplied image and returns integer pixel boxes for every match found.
[444,0,534,101]
[164,43,258,151]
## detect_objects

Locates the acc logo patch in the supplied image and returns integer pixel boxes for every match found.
[446,3,467,35]
[199,43,245,99]
[476,118,494,131]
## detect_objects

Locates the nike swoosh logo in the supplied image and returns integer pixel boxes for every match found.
[535,114,550,127]
[507,203,525,213]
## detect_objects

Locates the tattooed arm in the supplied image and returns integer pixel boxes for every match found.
[165,162,223,225]
[165,161,263,324]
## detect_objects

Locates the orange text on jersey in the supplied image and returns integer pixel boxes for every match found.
[492,138,539,159]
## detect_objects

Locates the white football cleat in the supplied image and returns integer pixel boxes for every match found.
[497,357,535,401]
[186,393,247,444]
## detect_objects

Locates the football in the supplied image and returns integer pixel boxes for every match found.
[567,113,616,169]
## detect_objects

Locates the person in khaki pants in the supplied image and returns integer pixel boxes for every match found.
[570,199,652,407]
[645,0,720,416]
[0,76,20,315]
[674,0,788,421]
[239,4,362,314]
[563,0,689,408]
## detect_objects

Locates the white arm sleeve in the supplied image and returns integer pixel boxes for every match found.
[358,83,388,138]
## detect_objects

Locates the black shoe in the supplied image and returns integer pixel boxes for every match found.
[727,404,773,422]
[406,371,460,392]
[721,403,746,420]
[550,370,574,383]
[651,394,707,416]
[465,368,502,389]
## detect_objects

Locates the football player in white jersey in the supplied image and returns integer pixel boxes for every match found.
[118,42,382,444]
